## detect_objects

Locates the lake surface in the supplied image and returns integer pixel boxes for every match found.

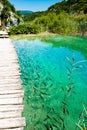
[14,36,87,130]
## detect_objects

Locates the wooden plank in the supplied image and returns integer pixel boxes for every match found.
[0,93,23,99]
[0,76,21,80]
[0,64,19,66]
[0,118,25,128]
[0,54,17,56]
[0,61,19,64]
[0,66,19,69]
[0,97,23,105]
[0,57,17,59]
[0,58,18,60]
[0,86,22,90]
[0,61,18,64]
[0,84,22,87]
[3,127,24,130]
[0,64,20,69]
[0,105,23,112]
[0,69,20,72]
[0,70,20,73]
[0,89,24,95]
[0,80,22,85]
[0,79,21,83]
[0,110,22,119]
[0,76,20,79]
[0,72,21,76]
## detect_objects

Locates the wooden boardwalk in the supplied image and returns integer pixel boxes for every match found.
[0,38,25,129]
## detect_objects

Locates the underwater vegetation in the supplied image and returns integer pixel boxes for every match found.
[14,38,87,130]
[76,104,87,130]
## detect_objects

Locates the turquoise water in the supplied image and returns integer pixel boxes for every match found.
[14,37,87,130]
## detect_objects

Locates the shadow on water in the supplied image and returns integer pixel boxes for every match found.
[14,36,87,130]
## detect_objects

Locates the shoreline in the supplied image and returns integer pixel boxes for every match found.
[10,32,58,40]
[10,32,87,40]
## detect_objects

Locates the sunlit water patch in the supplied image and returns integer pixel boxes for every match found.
[14,38,87,130]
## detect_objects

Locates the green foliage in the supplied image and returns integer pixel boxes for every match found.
[48,1,69,13]
[48,0,87,14]
[9,23,40,35]
[22,0,87,23]
[9,12,87,36]
[9,0,87,36]
[9,11,87,36]
[1,0,15,12]
[75,14,87,35]
[33,12,78,35]
[1,5,10,29]
[23,11,46,22]
[76,104,87,130]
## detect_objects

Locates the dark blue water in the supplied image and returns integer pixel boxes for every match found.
[14,38,87,130]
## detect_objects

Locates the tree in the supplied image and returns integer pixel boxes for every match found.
[1,5,10,29]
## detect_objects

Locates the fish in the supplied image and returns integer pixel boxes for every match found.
[47,108,51,114]
[84,116,87,119]
[52,123,60,129]
[52,108,56,114]
[37,73,40,77]
[72,54,75,64]
[58,81,62,84]
[53,117,61,124]
[33,86,37,90]
[66,109,69,115]
[41,87,48,90]
[46,115,51,120]
[63,122,66,130]
[44,115,51,121]
[41,92,49,96]
[61,87,64,91]
[66,86,73,93]
[39,94,44,99]
[68,82,74,85]
[59,116,64,122]
[62,101,67,106]
[49,124,53,130]
[62,106,66,114]
[24,77,29,80]
[49,83,53,87]
[42,81,47,86]
[42,104,44,108]
[62,105,69,115]
[72,65,83,70]
[44,124,50,130]
[48,77,53,81]
[34,113,36,119]
[34,77,38,80]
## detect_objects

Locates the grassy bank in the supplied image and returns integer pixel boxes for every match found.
[10,32,58,40]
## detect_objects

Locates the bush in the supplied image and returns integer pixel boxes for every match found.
[9,12,87,36]
[75,14,87,35]
[9,23,40,35]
